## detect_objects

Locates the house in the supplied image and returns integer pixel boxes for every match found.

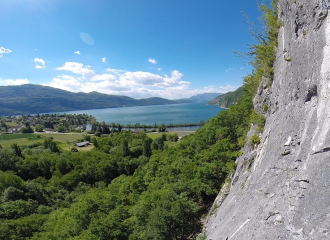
[10,128,19,133]
[74,141,90,147]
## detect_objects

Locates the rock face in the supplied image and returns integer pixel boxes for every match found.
[204,1,330,239]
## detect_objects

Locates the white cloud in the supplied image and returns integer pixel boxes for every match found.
[158,68,162,71]
[34,58,46,69]
[34,58,45,65]
[225,68,234,72]
[46,62,237,99]
[35,49,38,51]
[218,85,238,92]
[101,57,107,63]
[106,68,125,75]
[148,58,157,64]
[47,62,190,98]
[0,47,12,58]
[91,73,116,81]
[56,62,95,79]
[74,51,81,55]
[120,71,164,86]
[0,79,29,86]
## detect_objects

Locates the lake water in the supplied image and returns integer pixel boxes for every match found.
[51,103,224,126]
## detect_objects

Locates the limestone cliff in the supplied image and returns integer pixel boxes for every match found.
[203,0,330,239]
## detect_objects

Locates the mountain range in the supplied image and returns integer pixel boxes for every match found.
[0,84,223,116]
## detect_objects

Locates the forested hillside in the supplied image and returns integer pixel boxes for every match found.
[207,87,244,108]
[0,88,258,239]
[0,84,189,116]
[183,93,222,103]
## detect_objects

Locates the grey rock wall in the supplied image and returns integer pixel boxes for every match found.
[203,0,330,239]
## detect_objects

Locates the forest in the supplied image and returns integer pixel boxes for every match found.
[0,95,253,239]
[0,0,278,239]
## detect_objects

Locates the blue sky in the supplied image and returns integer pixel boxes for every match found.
[0,0,263,99]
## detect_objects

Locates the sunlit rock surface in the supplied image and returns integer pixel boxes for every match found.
[204,1,330,239]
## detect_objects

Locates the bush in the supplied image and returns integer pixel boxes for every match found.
[34,125,44,132]
[20,126,34,133]
[263,104,269,113]
[250,134,261,145]
[2,187,25,202]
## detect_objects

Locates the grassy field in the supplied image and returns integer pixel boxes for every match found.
[146,131,195,148]
[40,133,84,142]
[0,134,44,148]
[146,133,165,140]
[146,131,195,140]
[0,131,194,150]
[0,133,85,149]
[4,122,18,127]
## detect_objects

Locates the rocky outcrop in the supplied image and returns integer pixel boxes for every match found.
[203,1,330,239]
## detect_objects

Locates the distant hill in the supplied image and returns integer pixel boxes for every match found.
[207,87,244,108]
[0,84,190,116]
[182,93,222,103]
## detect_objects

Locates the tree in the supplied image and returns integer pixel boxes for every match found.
[49,142,60,153]
[57,125,66,133]
[122,139,129,157]
[151,137,164,151]
[1,122,8,132]
[102,124,110,134]
[34,124,44,132]
[91,137,99,148]
[143,137,153,158]
[11,143,23,158]
[20,126,34,133]
[44,138,60,153]
[158,124,166,132]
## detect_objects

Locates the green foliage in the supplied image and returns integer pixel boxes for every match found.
[0,98,254,238]
[0,214,48,240]
[166,133,179,142]
[250,134,261,145]
[2,187,25,202]
[142,137,153,158]
[122,139,129,157]
[208,86,244,108]
[263,104,269,112]
[0,171,24,193]
[44,138,60,153]
[250,110,266,131]
[151,137,165,151]
[57,125,67,133]
[11,143,23,159]
[34,124,44,132]
[20,126,34,133]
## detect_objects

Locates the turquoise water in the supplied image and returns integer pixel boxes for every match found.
[51,103,224,126]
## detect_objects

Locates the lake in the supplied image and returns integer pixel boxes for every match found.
[50,103,224,126]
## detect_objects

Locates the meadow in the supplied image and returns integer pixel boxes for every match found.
[0,131,191,150]
[0,133,84,149]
